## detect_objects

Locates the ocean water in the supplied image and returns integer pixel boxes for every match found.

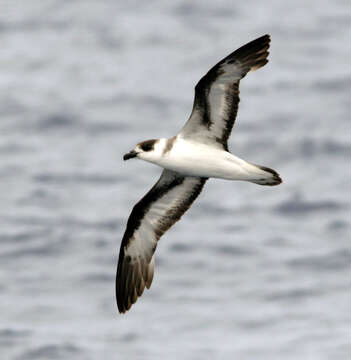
[1,1,351,359]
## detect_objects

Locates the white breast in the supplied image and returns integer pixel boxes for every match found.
[155,137,253,180]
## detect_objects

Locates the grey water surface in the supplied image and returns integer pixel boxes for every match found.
[1,1,351,359]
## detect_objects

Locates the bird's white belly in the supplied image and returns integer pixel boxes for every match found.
[154,139,253,180]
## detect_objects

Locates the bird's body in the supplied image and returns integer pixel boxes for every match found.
[142,137,279,184]
[116,34,282,313]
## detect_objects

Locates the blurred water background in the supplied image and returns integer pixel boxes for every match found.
[1,1,351,359]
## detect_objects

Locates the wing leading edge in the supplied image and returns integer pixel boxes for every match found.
[180,34,270,150]
[116,170,207,313]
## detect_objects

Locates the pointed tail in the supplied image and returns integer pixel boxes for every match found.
[249,164,282,186]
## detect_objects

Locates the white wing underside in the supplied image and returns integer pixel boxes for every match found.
[116,170,206,313]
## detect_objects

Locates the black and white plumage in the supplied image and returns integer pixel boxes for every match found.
[116,171,206,313]
[116,34,282,313]
[181,34,270,150]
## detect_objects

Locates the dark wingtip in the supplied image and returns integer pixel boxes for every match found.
[226,34,271,74]
[116,294,127,314]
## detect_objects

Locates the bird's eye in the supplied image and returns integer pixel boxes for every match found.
[140,141,154,152]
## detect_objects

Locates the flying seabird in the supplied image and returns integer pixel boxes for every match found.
[116,34,282,313]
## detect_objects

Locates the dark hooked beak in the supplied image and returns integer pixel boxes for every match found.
[123,150,138,161]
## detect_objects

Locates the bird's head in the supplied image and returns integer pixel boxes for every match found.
[123,139,165,163]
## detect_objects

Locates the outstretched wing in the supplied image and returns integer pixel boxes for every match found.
[179,34,270,150]
[116,170,207,313]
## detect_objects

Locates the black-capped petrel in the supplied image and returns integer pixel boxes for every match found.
[116,34,282,313]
